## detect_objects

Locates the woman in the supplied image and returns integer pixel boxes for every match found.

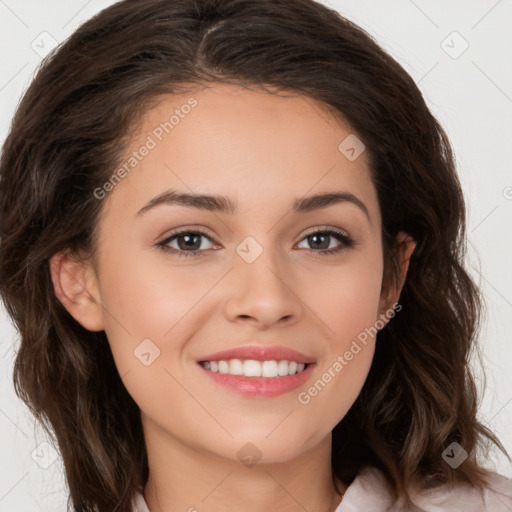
[1,0,511,510]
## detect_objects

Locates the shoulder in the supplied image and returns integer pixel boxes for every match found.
[131,469,512,512]
[131,490,150,512]
[340,466,512,512]
[411,470,512,512]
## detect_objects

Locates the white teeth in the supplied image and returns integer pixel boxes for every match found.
[218,360,229,374]
[243,360,261,377]
[229,359,244,375]
[261,360,278,377]
[277,360,289,376]
[200,359,309,378]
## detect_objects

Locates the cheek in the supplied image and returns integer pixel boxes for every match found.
[305,251,383,343]
[97,246,209,349]
[302,251,382,399]
[295,262,382,429]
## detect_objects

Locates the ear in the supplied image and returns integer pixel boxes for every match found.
[377,231,416,326]
[49,251,105,331]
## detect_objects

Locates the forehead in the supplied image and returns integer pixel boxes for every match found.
[102,83,380,225]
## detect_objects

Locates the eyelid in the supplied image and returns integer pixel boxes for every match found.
[158,224,216,241]
[301,225,349,238]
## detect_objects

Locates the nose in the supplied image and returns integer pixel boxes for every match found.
[223,248,303,329]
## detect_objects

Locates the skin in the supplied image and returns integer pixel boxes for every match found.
[50,83,416,512]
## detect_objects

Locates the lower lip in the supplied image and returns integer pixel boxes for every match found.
[198,363,316,397]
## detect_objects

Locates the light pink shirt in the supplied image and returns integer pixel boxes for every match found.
[131,466,512,511]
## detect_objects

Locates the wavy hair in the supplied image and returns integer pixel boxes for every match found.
[0,0,507,510]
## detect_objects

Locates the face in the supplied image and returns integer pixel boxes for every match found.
[54,83,412,465]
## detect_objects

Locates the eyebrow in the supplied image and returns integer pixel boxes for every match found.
[136,190,371,222]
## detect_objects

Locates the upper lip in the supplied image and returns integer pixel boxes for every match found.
[197,345,316,364]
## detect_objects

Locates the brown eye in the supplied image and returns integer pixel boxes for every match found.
[157,230,217,257]
[296,228,355,255]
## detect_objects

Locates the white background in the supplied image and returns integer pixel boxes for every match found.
[1,1,511,510]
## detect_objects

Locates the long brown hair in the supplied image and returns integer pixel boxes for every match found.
[0,0,507,510]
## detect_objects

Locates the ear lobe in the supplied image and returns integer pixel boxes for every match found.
[378,231,417,324]
[49,251,105,332]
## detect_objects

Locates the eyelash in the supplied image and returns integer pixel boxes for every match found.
[156,226,355,258]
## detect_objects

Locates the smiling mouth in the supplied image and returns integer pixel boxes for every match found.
[198,359,310,378]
